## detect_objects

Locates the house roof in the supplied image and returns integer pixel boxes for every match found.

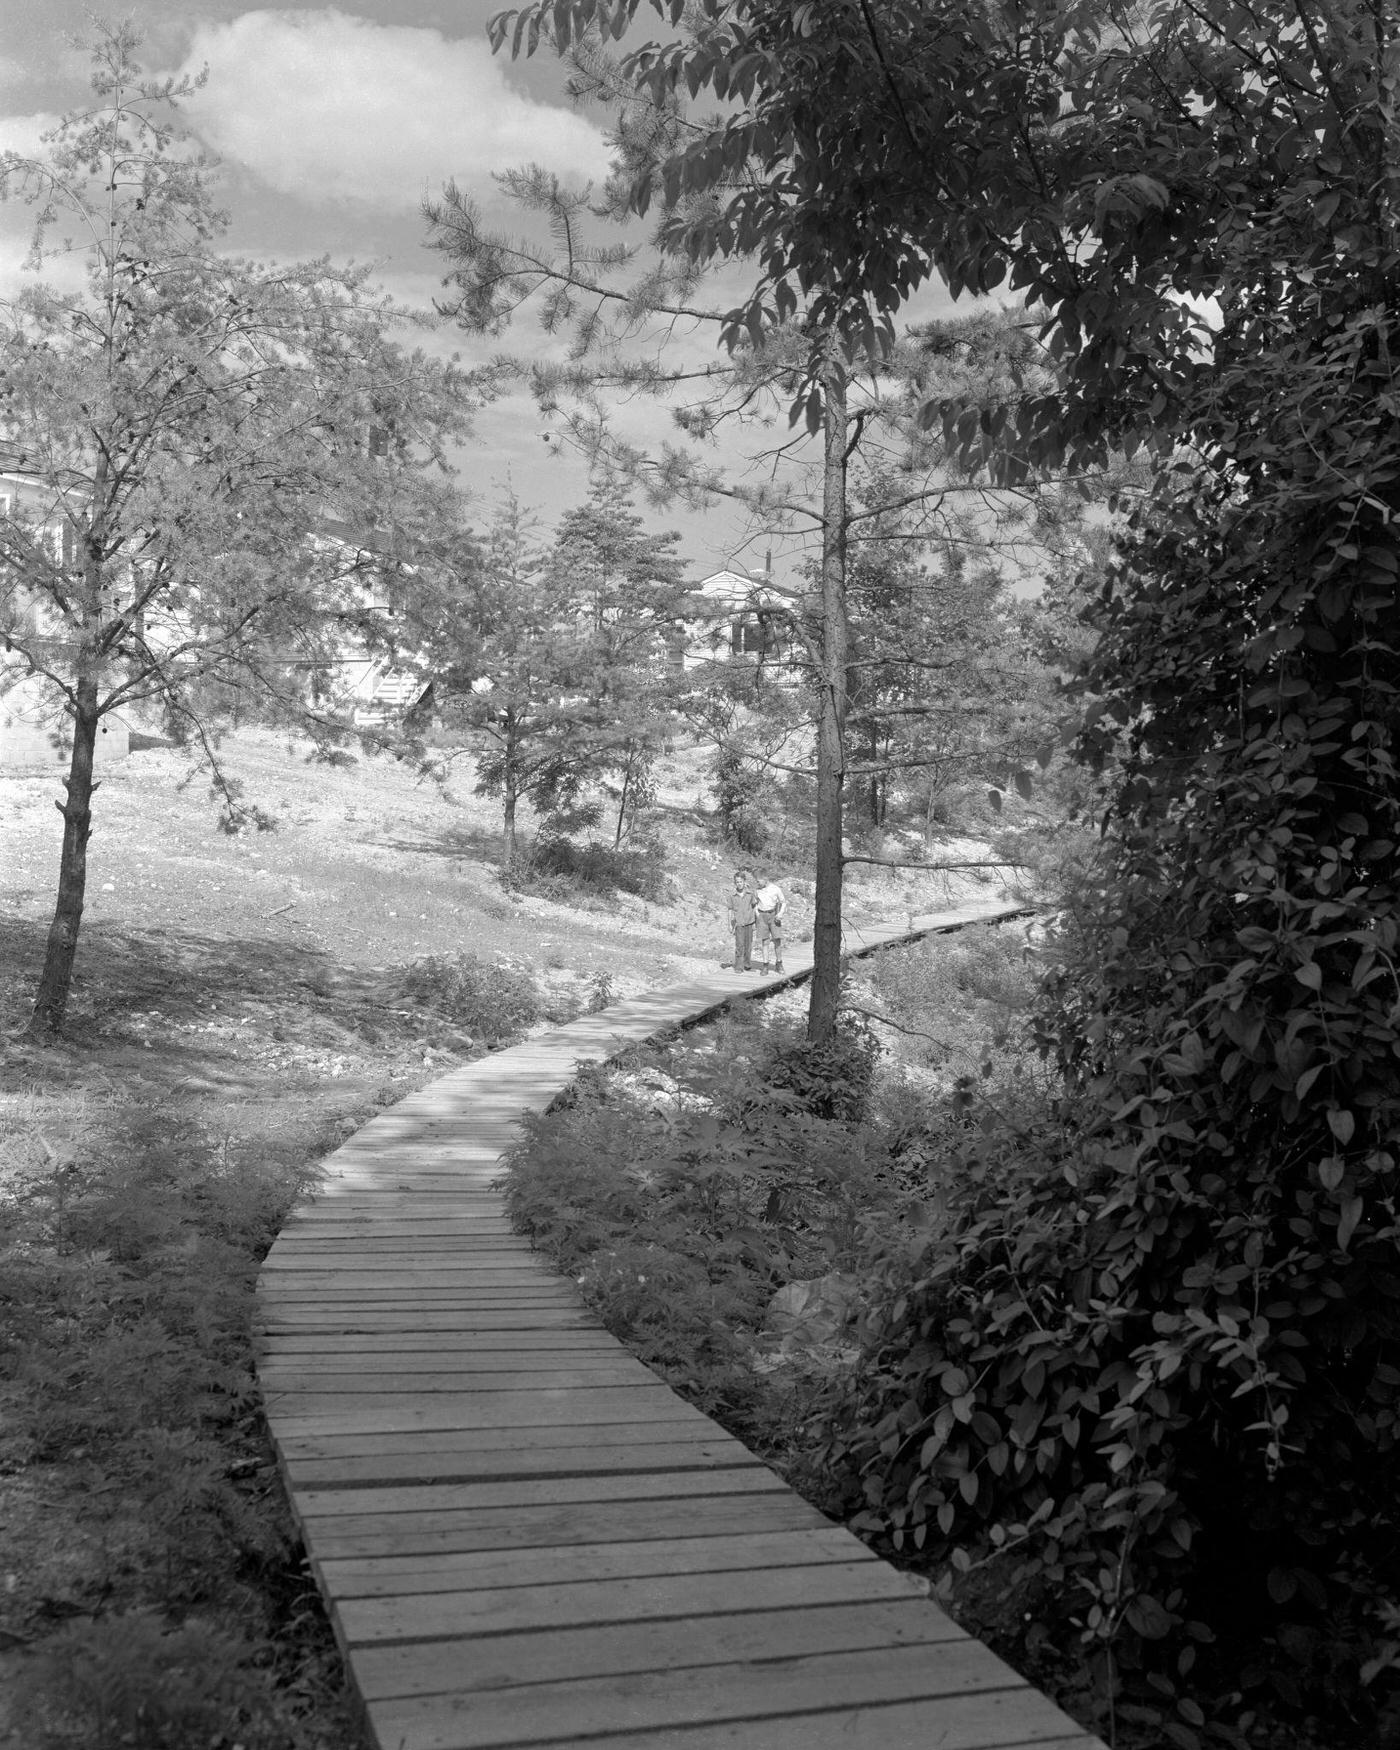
[694,567,784,611]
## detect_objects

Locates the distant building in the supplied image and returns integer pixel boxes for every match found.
[681,557,798,677]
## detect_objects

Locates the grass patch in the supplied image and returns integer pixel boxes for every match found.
[0,1094,357,1749]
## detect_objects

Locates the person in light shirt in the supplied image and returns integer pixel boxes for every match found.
[752,875,786,973]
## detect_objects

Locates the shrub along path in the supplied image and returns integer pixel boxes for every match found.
[256,899,1104,1750]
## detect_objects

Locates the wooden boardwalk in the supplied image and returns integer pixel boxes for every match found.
[257,901,1105,1750]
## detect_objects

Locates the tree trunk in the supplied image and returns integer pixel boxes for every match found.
[614,755,631,849]
[28,681,101,1038]
[808,368,850,1044]
[502,781,518,868]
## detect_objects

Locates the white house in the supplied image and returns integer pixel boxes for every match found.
[681,559,799,677]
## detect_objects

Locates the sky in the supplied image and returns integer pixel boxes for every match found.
[0,0,804,576]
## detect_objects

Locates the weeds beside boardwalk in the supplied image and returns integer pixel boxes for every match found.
[500,926,1086,1701]
[0,920,544,1750]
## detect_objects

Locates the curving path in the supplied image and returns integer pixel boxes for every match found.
[256,900,1105,1750]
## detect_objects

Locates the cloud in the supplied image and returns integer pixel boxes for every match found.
[178,10,613,211]
[0,111,57,157]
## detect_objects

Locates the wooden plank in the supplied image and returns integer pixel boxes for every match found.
[284,1435,759,1487]
[499,1716,1102,1750]
[259,1283,576,1301]
[260,1277,568,1292]
[339,1559,925,1646]
[300,1492,829,1559]
[278,1420,739,1460]
[278,1214,514,1225]
[265,1389,708,1436]
[261,1366,658,1394]
[260,1268,562,1285]
[296,1468,786,1521]
[259,1290,575,1305]
[267,1239,529,1255]
[352,1598,966,1701]
[258,1311,601,1334]
[284,1203,513,1219]
[260,1332,621,1357]
[266,1393,700,1435]
[366,1640,1041,1750]
[259,1349,640,1374]
[265,1239,538,1255]
[319,1529,862,1598]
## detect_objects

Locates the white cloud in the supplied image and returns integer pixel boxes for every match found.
[178,10,612,211]
[0,111,58,158]
[0,116,84,299]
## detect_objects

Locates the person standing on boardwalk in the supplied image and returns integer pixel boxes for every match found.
[726,868,757,971]
[752,874,786,973]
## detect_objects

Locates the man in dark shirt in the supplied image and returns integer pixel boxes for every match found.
[725,868,757,971]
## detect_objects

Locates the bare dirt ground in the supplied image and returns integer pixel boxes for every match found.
[5,732,716,999]
[1,726,1004,1042]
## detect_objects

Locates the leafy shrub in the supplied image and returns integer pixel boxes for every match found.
[538,832,671,901]
[397,951,540,1042]
[504,830,672,904]
[815,894,1400,1747]
[761,1017,881,1124]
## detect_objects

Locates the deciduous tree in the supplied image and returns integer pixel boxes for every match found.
[0,27,467,1037]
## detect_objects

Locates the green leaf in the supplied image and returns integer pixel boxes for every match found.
[1125,1593,1175,1639]
[1266,1566,1297,1603]
[1337,1195,1363,1251]
[1295,1065,1324,1098]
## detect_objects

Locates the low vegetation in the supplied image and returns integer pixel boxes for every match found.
[0,936,547,1750]
[504,917,1399,1750]
[501,922,1046,1525]
[506,827,674,908]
